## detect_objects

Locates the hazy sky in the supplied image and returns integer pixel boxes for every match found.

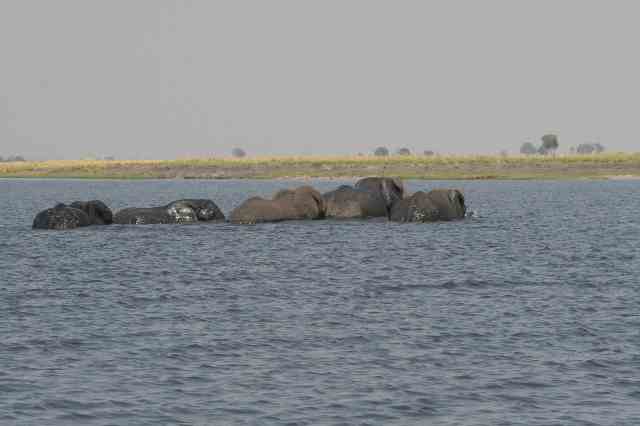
[1,1,639,160]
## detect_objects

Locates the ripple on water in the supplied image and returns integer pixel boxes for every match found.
[1,179,640,425]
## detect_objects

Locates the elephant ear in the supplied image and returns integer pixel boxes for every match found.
[310,190,326,217]
[296,186,325,217]
[89,200,114,224]
[448,189,466,217]
[391,178,405,198]
[448,189,464,206]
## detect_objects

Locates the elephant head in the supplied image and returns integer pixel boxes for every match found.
[69,200,113,225]
[390,189,466,222]
[354,177,405,215]
[389,191,439,223]
[33,200,113,229]
[165,199,225,222]
[323,185,389,219]
[165,203,198,223]
[114,198,224,225]
[273,185,325,220]
[322,177,404,219]
[33,205,91,230]
[425,189,466,220]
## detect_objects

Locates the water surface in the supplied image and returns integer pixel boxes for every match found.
[1,178,640,425]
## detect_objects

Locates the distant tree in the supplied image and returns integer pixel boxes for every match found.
[374,147,389,157]
[6,155,25,162]
[540,134,559,155]
[103,156,116,161]
[0,156,4,162]
[231,147,246,158]
[577,143,606,154]
[396,147,411,156]
[569,146,576,154]
[520,142,538,155]
[423,150,435,156]
[576,143,595,154]
[500,150,509,158]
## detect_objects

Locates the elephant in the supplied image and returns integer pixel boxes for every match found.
[167,199,225,221]
[390,189,466,222]
[33,204,91,230]
[323,177,404,219]
[230,186,325,224]
[113,207,176,225]
[33,200,113,229]
[69,200,113,225]
[113,199,225,225]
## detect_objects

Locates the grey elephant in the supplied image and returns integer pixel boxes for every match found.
[323,177,404,219]
[69,200,113,225]
[33,200,113,230]
[113,199,225,225]
[33,204,90,230]
[169,199,225,221]
[390,189,466,222]
[230,186,325,224]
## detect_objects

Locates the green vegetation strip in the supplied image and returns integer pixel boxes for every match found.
[1,154,639,180]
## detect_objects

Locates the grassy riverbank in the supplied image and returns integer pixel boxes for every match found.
[1,154,639,180]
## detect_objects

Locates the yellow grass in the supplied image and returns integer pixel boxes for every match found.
[1,153,639,179]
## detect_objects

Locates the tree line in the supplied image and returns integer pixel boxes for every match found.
[229,134,606,158]
[571,143,605,154]
[373,147,435,157]
[229,147,436,158]
[0,155,26,162]
[519,134,559,155]
[520,134,605,156]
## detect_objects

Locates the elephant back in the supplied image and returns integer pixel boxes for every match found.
[230,186,325,223]
[323,186,362,218]
[113,207,174,225]
[229,197,290,223]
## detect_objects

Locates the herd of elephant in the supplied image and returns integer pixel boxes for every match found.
[32,177,467,230]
